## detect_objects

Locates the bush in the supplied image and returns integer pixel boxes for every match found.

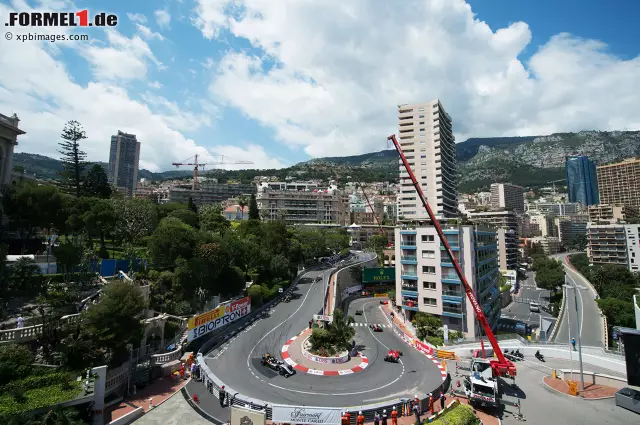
[0,344,34,386]
[309,328,337,356]
[0,380,83,420]
[426,336,444,347]
[430,403,480,425]
[0,372,73,394]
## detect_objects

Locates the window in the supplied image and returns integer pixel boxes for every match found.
[423,281,436,290]
[420,148,426,152]
[420,141,425,145]
[422,250,436,259]
[418,108,424,112]
[419,121,425,125]
[420,155,426,158]
[423,297,437,306]
[449,317,460,325]
[419,114,425,118]
[422,235,435,242]
[422,266,436,274]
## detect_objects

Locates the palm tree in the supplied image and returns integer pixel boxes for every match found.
[237,195,249,220]
[328,309,355,351]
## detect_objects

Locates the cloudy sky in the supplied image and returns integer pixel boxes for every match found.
[1,0,639,172]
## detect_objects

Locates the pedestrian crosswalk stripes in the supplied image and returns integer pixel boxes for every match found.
[350,323,390,328]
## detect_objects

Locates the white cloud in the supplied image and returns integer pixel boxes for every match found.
[202,57,216,69]
[0,1,220,173]
[127,13,147,24]
[194,0,640,157]
[136,24,164,41]
[148,81,163,89]
[154,9,172,29]
[81,30,163,81]
[208,144,288,170]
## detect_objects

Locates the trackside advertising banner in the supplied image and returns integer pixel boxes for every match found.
[187,297,251,342]
[271,405,342,425]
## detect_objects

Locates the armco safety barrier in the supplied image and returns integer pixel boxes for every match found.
[436,350,456,360]
[195,253,450,423]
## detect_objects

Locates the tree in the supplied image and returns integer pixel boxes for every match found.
[81,198,116,252]
[412,312,442,341]
[58,120,88,197]
[199,204,231,235]
[0,344,34,386]
[84,164,112,198]
[326,309,355,351]
[187,196,198,213]
[248,193,259,220]
[53,242,84,277]
[168,209,199,229]
[597,297,635,329]
[147,217,198,268]
[111,198,158,244]
[237,195,248,220]
[9,257,41,295]
[0,245,9,299]
[367,234,388,264]
[82,281,146,366]
[197,243,229,280]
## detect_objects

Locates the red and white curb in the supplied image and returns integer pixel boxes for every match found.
[281,331,369,376]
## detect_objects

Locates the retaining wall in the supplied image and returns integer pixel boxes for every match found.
[107,407,144,425]
[556,369,627,389]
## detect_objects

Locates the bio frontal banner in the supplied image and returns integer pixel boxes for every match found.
[271,405,342,425]
[187,297,251,342]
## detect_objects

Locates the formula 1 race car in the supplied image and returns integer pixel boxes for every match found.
[384,349,403,363]
[261,353,295,377]
[355,309,363,315]
[369,324,383,332]
[379,300,389,305]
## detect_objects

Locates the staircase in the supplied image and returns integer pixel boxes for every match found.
[131,361,151,387]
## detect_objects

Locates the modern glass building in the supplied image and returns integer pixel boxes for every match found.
[565,155,599,206]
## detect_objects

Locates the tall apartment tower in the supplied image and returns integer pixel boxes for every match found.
[490,183,524,212]
[565,155,599,206]
[108,130,140,197]
[597,158,640,208]
[397,100,457,220]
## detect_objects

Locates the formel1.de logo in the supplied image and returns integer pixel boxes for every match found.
[5,10,118,27]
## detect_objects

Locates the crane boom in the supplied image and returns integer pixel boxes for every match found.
[387,134,515,377]
[357,183,386,237]
[172,154,254,190]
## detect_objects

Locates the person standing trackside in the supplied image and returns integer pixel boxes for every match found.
[440,392,446,411]
[219,385,226,407]
[412,403,420,424]
[373,411,380,425]
[341,412,349,425]
[381,410,388,425]
[391,406,398,425]
[357,411,365,425]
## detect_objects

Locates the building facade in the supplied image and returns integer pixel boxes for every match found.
[554,215,589,246]
[531,236,561,255]
[395,226,500,338]
[497,228,518,270]
[397,100,457,220]
[587,223,640,272]
[597,158,640,208]
[565,155,599,206]
[490,183,525,213]
[0,113,25,186]
[108,130,140,197]
[347,224,396,250]
[256,182,348,225]
[170,183,255,207]
[526,202,582,217]
[588,204,639,224]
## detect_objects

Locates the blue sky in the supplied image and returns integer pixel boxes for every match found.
[2,0,639,172]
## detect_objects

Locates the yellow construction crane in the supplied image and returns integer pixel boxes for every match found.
[172,154,253,190]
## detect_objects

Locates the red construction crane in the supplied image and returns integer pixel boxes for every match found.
[387,134,516,378]
[356,182,391,247]
[172,154,254,190]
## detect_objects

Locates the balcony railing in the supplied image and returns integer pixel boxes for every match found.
[442,290,463,297]
[401,284,418,291]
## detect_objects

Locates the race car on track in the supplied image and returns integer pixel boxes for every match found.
[355,309,363,315]
[261,353,295,377]
[369,324,383,332]
[384,349,403,363]
[379,300,389,305]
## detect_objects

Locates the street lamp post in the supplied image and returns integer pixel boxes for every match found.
[564,284,574,383]
[564,281,587,391]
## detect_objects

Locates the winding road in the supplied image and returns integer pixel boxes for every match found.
[202,266,442,407]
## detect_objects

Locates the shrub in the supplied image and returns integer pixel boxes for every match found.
[309,328,337,356]
[0,372,73,394]
[426,336,444,347]
[0,344,34,386]
[430,403,480,425]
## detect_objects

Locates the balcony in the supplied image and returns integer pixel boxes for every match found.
[401,274,419,281]
[402,289,419,297]
[401,256,418,265]
[442,305,463,318]
[442,290,463,298]
[440,245,460,251]
[401,298,419,311]
[401,244,417,250]
[401,283,418,291]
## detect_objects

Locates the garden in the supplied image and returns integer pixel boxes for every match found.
[308,310,356,357]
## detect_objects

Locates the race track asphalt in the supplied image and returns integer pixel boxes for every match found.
[203,267,443,407]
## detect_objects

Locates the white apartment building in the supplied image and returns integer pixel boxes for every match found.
[588,204,639,224]
[490,183,525,213]
[587,223,640,272]
[497,228,518,270]
[395,226,500,338]
[529,214,556,237]
[396,100,457,220]
[531,236,561,255]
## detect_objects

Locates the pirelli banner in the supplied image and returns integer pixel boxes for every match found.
[187,296,251,342]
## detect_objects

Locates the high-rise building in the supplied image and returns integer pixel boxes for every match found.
[108,131,140,197]
[596,158,640,208]
[395,226,500,338]
[497,228,518,270]
[0,113,24,186]
[565,155,599,206]
[588,204,639,224]
[490,183,525,213]
[587,223,640,272]
[466,210,519,271]
[397,100,457,220]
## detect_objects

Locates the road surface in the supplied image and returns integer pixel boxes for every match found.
[501,271,555,331]
[201,264,442,407]
[552,253,604,347]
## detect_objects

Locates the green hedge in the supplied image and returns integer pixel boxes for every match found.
[0,381,83,419]
[0,372,72,394]
[430,403,480,425]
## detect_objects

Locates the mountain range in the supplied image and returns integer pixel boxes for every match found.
[11,130,640,192]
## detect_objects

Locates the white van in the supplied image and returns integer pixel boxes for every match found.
[529,302,540,313]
